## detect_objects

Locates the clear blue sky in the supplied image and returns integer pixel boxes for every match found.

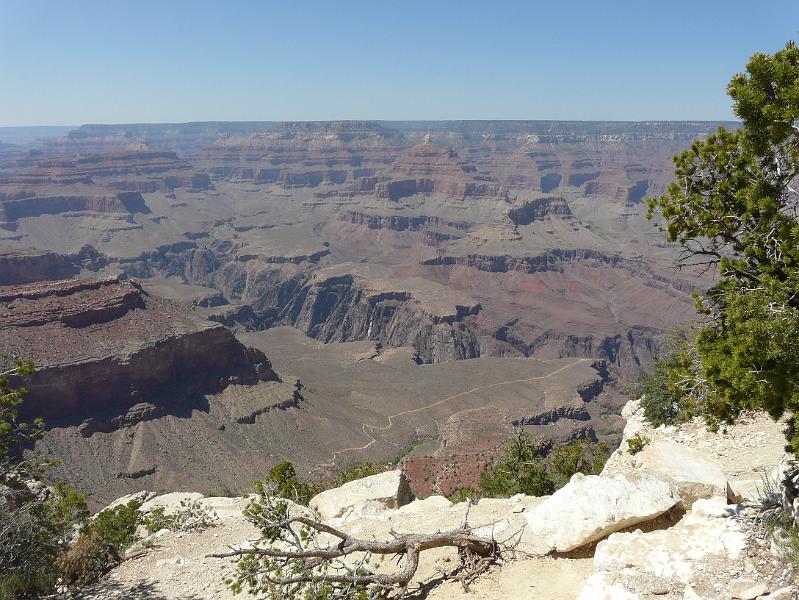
[1,0,797,126]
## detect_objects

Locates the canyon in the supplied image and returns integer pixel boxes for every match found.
[0,120,729,501]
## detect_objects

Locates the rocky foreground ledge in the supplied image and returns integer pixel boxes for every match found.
[78,400,796,600]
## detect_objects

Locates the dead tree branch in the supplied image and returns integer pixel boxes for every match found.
[208,494,500,598]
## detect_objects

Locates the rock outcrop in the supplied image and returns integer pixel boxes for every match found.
[1,277,273,425]
[309,470,412,520]
[0,245,104,285]
[634,440,730,509]
[524,472,676,552]
[75,395,793,600]
[374,140,504,201]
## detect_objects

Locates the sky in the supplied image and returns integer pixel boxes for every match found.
[0,1,797,126]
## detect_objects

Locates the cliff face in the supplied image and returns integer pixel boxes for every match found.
[0,192,149,221]
[0,245,105,285]
[0,277,273,426]
[278,274,481,363]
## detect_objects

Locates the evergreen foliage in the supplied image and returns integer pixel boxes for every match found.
[258,460,322,506]
[470,432,609,499]
[647,40,799,453]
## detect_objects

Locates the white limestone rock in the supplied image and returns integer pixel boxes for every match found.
[635,439,730,508]
[101,489,157,512]
[309,470,412,520]
[524,472,676,552]
[593,498,746,583]
[139,492,205,514]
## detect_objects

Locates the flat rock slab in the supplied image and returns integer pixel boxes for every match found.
[592,498,746,583]
[525,472,676,552]
[636,439,729,508]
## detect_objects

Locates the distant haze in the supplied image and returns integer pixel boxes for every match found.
[0,0,797,126]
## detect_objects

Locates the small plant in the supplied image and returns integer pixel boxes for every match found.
[753,472,799,583]
[627,433,651,455]
[206,483,239,498]
[763,509,799,578]
[449,488,482,503]
[142,500,218,534]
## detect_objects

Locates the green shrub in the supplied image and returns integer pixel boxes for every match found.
[333,460,384,487]
[627,433,651,455]
[547,439,610,488]
[0,483,89,599]
[478,431,555,498]
[448,488,482,503]
[57,531,119,589]
[628,330,697,427]
[80,500,141,551]
[46,500,143,590]
[256,461,321,506]
[474,433,611,499]
[764,509,799,579]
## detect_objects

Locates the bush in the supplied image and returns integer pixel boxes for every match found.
[333,460,384,487]
[0,483,89,599]
[627,433,651,455]
[476,433,611,499]
[763,508,799,579]
[448,487,482,503]
[478,431,555,498]
[142,500,218,534]
[57,532,119,589]
[547,439,610,488]
[256,461,321,506]
[49,500,143,589]
[80,500,141,551]
[629,330,697,427]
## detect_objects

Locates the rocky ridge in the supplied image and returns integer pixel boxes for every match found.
[76,400,795,599]
[0,276,274,425]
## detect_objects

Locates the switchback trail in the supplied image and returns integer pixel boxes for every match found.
[313,357,593,473]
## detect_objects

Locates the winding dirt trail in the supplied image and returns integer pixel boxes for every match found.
[314,357,592,472]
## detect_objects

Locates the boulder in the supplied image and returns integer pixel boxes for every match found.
[309,470,412,520]
[593,498,746,583]
[524,472,676,552]
[635,440,730,508]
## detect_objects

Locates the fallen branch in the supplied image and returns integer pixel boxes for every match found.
[208,494,500,598]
